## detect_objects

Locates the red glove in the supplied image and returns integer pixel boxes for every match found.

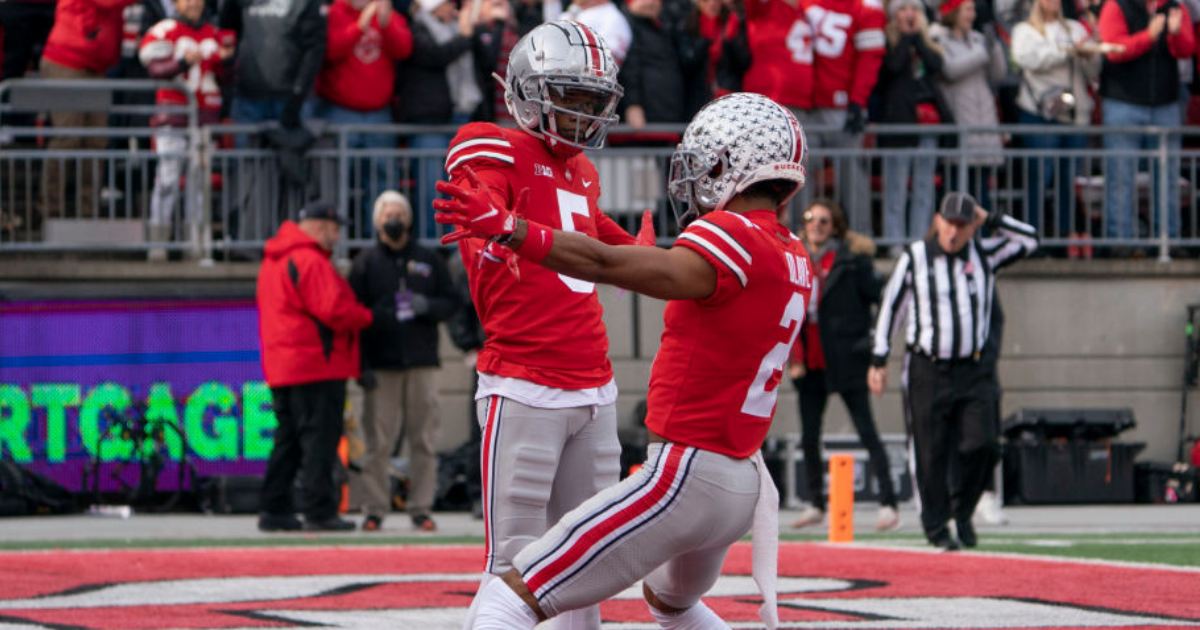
[635,209,656,246]
[434,166,529,245]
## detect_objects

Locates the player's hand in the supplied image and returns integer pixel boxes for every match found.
[636,209,656,246]
[434,166,527,245]
[789,363,806,380]
[183,49,201,65]
[867,366,887,397]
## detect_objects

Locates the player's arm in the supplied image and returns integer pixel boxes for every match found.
[507,219,716,301]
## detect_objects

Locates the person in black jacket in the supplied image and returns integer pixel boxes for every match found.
[395,0,480,237]
[788,198,901,532]
[220,0,325,129]
[349,190,459,532]
[618,0,709,128]
[872,0,952,249]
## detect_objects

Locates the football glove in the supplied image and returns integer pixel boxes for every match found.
[434,166,529,245]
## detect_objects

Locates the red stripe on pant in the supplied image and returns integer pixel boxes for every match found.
[524,444,687,595]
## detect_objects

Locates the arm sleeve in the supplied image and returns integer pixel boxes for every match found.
[1099,1,1155,62]
[914,35,945,74]
[871,250,913,366]
[410,22,472,68]
[298,255,375,332]
[850,7,887,105]
[292,0,328,96]
[1012,22,1071,71]
[325,15,363,62]
[595,211,636,246]
[981,214,1039,271]
[1169,4,1196,57]
[673,212,753,306]
[618,34,644,108]
[881,35,916,74]
[139,27,188,78]
[384,13,414,60]
[938,33,992,82]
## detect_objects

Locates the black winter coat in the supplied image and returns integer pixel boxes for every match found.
[618,12,706,123]
[808,240,884,392]
[349,239,459,370]
[219,0,326,100]
[394,17,473,123]
[870,33,954,148]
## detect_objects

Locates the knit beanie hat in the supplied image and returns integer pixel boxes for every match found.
[888,0,924,18]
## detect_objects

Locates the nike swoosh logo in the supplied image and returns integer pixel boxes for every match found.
[473,208,499,222]
[582,180,593,188]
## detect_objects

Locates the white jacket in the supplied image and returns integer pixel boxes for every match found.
[1011,19,1100,125]
[930,24,1009,164]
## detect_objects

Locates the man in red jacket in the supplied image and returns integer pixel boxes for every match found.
[37,0,141,220]
[256,202,377,532]
[312,0,413,231]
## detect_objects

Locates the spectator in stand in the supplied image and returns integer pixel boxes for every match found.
[552,0,633,63]
[873,0,950,251]
[470,0,523,123]
[220,0,324,128]
[0,0,55,89]
[801,0,886,235]
[256,202,377,533]
[1179,0,1200,119]
[311,0,413,231]
[742,0,813,119]
[688,0,743,97]
[1099,0,1194,248]
[1011,0,1099,241]
[37,0,142,220]
[220,0,325,239]
[349,190,458,533]
[395,0,480,236]
[138,0,233,261]
[930,0,1008,212]
[788,198,901,533]
[618,0,709,128]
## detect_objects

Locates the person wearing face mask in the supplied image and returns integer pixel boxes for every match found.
[349,190,460,532]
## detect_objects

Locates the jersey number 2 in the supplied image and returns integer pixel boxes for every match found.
[741,291,806,418]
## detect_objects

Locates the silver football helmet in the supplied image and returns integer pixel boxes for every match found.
[500,20,624,154]
[668,93,808,227]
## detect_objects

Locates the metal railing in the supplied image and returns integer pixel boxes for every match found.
[3,105,1198,262]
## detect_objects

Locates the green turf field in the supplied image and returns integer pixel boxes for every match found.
[5,532,1198,568]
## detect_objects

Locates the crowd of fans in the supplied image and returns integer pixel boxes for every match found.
[1,0,1199,254]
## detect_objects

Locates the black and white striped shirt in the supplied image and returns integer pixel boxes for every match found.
[871,215,1039,365]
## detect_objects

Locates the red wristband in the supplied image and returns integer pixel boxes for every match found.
[516,220,554,264]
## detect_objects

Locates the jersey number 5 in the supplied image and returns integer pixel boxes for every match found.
[741,291,806,418]
[556,189,596,294]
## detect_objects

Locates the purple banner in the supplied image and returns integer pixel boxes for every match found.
[0,299,273,493]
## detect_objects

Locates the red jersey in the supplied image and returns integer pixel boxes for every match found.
[445,123,636,390]
[806,0,885,108]
[743,0,814,109]
[316,0,413,112]
[645,210,814,459]
[42,0,141,74]
[138,19,226,124]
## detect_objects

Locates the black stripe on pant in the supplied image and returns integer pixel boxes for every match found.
[261,379,347,521]
[904,353,999,542]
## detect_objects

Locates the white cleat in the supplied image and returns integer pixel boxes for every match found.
[875,505,902,532]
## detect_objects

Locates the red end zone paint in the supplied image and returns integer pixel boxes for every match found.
[0,543,1196,629]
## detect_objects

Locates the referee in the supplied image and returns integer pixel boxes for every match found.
[867,192,1038,550]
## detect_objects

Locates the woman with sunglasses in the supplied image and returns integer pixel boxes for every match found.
[789,198,902,532]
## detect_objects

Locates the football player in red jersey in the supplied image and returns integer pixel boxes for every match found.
[444,20,653,630]
[742,0,814,111]
[436,92,813,630]
[797,0,885,232]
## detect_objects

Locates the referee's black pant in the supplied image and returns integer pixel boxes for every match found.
[904,353,1000,542]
